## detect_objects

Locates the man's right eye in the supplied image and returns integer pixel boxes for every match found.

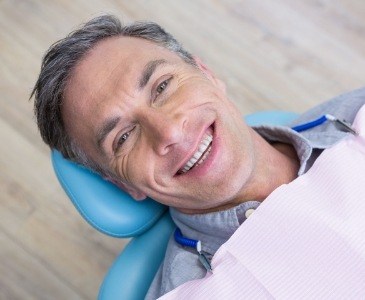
[115,131,131,150]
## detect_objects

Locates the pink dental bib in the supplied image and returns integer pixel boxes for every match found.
[160,105,365,300]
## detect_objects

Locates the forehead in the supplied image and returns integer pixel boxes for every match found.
[63,36,184,122]
[68,36,180,93]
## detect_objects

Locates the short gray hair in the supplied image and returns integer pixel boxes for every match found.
[31,14,195,176]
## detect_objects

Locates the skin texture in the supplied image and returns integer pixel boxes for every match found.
[62,36,299,214]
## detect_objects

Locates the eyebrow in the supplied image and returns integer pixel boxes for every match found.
[96,115,121,151]
[138,59,167,90]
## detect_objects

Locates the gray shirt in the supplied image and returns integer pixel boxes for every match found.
[146,87,365,300]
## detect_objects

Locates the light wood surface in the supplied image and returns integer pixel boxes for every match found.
[1,1,364,299]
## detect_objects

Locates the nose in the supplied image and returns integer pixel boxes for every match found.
[140,109,186,155]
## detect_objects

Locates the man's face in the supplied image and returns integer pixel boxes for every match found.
[63,36,257,212]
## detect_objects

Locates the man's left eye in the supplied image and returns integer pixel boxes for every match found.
[156,79,170,95]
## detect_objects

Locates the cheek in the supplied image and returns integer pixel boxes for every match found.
[223,98,244,122]
[110,154,129,182]
[225,124,256,187]
[121,144,156,186]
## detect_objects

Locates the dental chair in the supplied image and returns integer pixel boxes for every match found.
[51,111,298,300]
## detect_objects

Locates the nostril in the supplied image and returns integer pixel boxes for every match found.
[156,144,171,156]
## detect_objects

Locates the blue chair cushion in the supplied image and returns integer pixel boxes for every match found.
[51,150,167,237]
[98,212,175,300]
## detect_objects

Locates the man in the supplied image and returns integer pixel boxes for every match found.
[31,15,365,299]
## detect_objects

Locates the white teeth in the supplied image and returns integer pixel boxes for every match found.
[180,133,213,173]
[190,157,198,165]
[193,152,201,160]
[186,161,194,168]
[198,144,206,152]
[203,139,210,146]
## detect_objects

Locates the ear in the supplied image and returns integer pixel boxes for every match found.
[104,176,147,201]
[193,56,226,93]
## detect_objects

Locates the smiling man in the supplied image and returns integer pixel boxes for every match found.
[61,32,298,214]
[32,15,365,299]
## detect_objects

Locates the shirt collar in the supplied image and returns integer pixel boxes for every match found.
[252,125,313,175]
[170,201,261,255]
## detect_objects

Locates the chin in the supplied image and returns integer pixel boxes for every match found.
[219,164,253,200]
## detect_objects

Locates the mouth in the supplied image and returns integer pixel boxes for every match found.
[177,124,214,175]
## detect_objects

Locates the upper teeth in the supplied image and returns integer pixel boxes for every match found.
[181,133,213,173]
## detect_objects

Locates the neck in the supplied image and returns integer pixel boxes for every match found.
[237,131,300,203]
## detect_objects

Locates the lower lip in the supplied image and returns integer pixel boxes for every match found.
[178,123,220,177]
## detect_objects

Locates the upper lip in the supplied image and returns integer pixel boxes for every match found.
[175,123,214,175]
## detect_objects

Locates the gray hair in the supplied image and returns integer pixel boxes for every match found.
[31,14,195,177]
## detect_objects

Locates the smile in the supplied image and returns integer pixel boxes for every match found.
[178,128,213,174]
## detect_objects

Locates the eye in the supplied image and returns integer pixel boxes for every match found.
[115,131,131,150]
[156,78,171,95]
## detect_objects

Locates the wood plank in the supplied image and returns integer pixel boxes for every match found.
[0,231,83,300]
[0,118,126,299]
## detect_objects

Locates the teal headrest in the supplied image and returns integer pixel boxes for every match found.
[52,150,167,237]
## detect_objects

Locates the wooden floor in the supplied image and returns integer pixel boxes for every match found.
[1,0,364,299]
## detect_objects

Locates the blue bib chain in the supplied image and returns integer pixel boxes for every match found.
[174,113,358,273]
[174,228,213,273]
[291,114,358,135]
